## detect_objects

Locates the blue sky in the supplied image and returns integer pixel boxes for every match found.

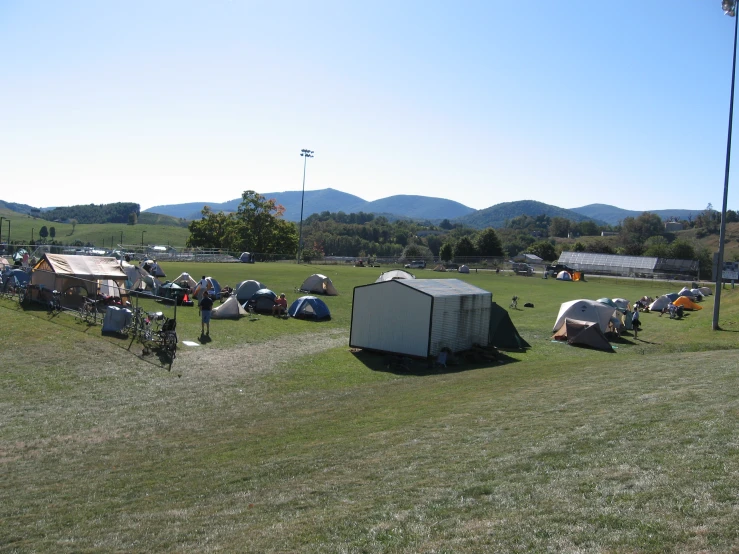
[1,1,738,213]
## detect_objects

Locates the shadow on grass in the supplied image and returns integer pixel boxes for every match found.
[350,348,522,376]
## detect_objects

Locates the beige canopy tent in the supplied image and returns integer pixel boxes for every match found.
[32,254,128,308]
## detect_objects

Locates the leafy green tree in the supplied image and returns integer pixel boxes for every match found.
[573,241,586,252]
[49,226,56,240]
[70,219,78,233]
[439,218,453,230]
[453,236,477,259]
[668,239,695,260]
[128,212,138,225]
[549,217,571,238]
[584,239,615,255]
[573,220,601,236]
[39,226,49,239]
[475,228,504,257]
[643,236,669,257]
[439,242,453,262]
[527,240,556,261]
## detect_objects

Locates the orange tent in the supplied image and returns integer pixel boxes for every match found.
[673,296,702,310]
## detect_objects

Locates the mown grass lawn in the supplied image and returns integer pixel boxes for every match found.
[1,263,738,552]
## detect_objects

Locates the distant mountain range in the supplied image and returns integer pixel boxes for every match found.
[570,204,702,226]
[145,188,477,222]
[146,189,703,228]
[1,192,704,231]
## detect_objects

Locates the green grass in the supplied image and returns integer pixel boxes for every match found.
[1,263,739,552]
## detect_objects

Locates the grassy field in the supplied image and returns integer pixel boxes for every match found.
[2,263,738,552]
[0,207,191,249]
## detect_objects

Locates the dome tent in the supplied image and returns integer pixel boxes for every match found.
[458,265,470,274]
[248,288,278,312]
[288,296,331,320]
[173,272,197,290]
[300,274,338,296]
[673,296,702,310]
[552,299,617,334]
[556,271,572,281]
[193,276,221,299]
[212,296,248,319]
[375,270,415,283]
[236,279,266,302]
[649,295,672,312]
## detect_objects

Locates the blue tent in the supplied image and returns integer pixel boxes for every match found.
[288,296,331,320]
[2,268,30,290]
[247,288,277,312]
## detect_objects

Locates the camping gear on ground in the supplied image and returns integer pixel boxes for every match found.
[649,295,672,312]
[552,318,613,352]
[300,274,338,295]
[375,270,415,283]
[288,296,331,320]
[552,299,617,335]
[488,302,530,350]
[673,296,702,310]
[211,296,248,319]
[159,282,187,305]
[458,265,470,274]
[102,306,133,333]
[2,268,31,290]
[246,288,278,312]
[556,271,572,281]
[235,279,266,302]
[239,251,255,263]
[699,286,712,296]
[350,279,491,358]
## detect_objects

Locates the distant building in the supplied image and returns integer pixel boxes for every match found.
[665,221,683,232]
[600,231,618,237]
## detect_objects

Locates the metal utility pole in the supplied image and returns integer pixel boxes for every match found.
[297,148,314,263]
[713,0,739,330]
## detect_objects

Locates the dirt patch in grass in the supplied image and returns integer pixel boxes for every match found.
[176,328,349,379]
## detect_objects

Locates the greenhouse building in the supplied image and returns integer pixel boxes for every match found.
[556,252,699,280]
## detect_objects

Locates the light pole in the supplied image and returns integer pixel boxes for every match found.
[713,0,738,330]
[6,219,10,245]
[31,228,34,243]
[297,148,314,263]
[0,217,4,244]
[141,230,146,249]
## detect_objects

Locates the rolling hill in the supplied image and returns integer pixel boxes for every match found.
[571,204,704,226]
[454,200,601,229]
[144,189,475,222]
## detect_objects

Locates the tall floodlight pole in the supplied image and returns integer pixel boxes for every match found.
[0,217,4,244]
[297,148,314,263]
[141,230,146,248]
[6,220,10,245]
[713,0,739,330]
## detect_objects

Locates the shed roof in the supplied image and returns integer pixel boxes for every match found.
[34,253,127,280]
[393,278,491,298]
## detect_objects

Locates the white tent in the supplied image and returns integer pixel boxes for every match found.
[173,272,197,289]
[649,295,672,312]
[236,279,267,302]
[375,269,415,283]
[142,259,166,278]
[690,289,704,299]
[556,271,572,281]
[678,287,697,298]
[552,299,617,334]
[211,296,248,319]
[458,265,470,274]
[699,286,712,296]
[300,274,338,296]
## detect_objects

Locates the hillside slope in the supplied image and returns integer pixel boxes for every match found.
[571,203,704,226]
[455,200,599,229]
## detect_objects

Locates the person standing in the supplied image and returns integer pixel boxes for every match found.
[632,309,640,339]
[196,275,208,303]
[200,291,214,336]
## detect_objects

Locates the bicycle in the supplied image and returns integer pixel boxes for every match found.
[47,289,63,314]
[77,298,98,324]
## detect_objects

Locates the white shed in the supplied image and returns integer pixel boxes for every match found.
[350,278,492,358]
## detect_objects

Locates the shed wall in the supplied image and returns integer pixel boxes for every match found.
[350,282,432,357]
[429,293,491,355]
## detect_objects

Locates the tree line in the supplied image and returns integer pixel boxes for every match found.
[42,202,140,225]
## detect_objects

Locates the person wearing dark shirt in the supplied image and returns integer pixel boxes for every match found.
[200,292,214,336]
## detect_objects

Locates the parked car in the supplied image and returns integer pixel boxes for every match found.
[404,260,426,269]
